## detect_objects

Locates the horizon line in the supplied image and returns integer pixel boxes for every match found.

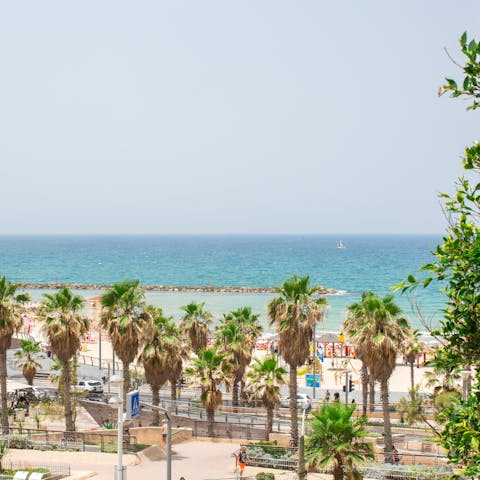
[0,232,444,237]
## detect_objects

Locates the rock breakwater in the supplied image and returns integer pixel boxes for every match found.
[19,283,338,295]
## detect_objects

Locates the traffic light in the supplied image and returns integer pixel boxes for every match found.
[349,379,354,392]
[342,385,346,392]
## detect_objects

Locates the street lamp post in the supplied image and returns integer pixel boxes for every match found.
[109,375,125,480]
[140,402,172,480]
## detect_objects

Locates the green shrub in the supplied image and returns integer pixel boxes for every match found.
[256,473,275,480]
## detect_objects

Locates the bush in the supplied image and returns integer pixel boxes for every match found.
[256,473,275,480]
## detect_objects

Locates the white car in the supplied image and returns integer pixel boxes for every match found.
[74,380,103,393]
[281,393,312,410]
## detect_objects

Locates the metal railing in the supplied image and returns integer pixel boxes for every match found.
[240,444,297,470]
[358,462,453,480]
[373,452,448,466]
[2,460,71,477]
[192,421,269,441]
[0,429,138,454]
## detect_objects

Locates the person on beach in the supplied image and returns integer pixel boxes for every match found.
[160,419,167,446]
[325,390,330,402]
[236,446,248,477]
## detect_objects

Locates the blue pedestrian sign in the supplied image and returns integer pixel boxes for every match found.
[306,374,320,388]
[126,390,140,419]
[317,344,324,362]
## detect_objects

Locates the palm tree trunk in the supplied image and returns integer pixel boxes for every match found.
[0,350,10,434]
[62,360,74,432]
[361,362,368,416]
[207,407,215,437]
[240,379,248,405]
[232,380,239,407]
[409,361,414,391]
[151,385,160,426]
[122,361,130,404]
[266,405,273,434]
[289,365,299,448]
[333,455,344,480]
[380,377,393,462]
[170,381,177,401]
[368,377,375,412]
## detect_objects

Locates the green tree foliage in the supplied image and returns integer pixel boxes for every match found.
[100,279,150,400]
[185,346,230,437]
[14,339,44,386]
[305,402,374,480]
[245,356,286,434]
[345,292,409,459]
[268,274,327,447]
[442,390,480,478]
[398,32,480,476]
[0,277,29,433]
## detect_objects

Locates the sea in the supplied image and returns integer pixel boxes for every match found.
[0,235,445,333]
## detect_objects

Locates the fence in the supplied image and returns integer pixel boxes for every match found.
[204,475,297,480]
[153,398,280,431]
[241,444,297,471]
[0,429,138,454]
[2,460,71,477]
[373,452,448,466]
[192,421,268,441]
[358,462,454,480]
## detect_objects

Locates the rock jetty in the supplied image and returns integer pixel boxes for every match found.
[19,283,338,295]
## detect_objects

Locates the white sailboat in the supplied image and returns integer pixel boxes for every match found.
[336,240,345,249]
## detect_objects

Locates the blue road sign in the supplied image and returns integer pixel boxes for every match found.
[126,390,140,419]
[306,374,320,388]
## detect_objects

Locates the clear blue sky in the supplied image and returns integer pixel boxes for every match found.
[1,1,478,234]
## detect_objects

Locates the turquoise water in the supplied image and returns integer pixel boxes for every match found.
[0,235,444,331]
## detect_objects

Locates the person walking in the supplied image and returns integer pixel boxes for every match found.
[236,446,248,478]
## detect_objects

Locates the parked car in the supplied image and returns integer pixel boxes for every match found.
[84,392,106,403]
[74,380,103,393]
[31,386,58,401]
[280,393,312,411]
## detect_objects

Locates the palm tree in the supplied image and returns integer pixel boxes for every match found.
[101,279,150,400]
[185,346,230,437]
[180,301,212,355]
[424,348,461,394]
[14,339,44,385]
[402,329,423,390]
[40,287,89,432]
[139,307,168,426]
[0,277,30,433]
[215,320,251,406]
[346,291,409,461]
[245,356,286,433]
[305,402,374,480]
[228,307,263,404]
[268,275,327,447]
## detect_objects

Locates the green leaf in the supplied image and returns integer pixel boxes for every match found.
[460,31,467,47]
[407,274,416,283]
[446,78,458,89]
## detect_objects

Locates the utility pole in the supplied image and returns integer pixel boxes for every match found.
[140,402,172,480]
[345,371,349,404]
